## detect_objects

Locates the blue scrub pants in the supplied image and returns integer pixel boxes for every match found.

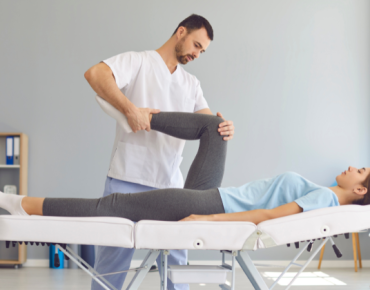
[91,177,189,290]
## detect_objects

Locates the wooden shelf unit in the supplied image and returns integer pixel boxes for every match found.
[0,165,20,168]
[0,133,28,266]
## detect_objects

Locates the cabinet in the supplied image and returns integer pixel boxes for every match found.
[0,133,28,267]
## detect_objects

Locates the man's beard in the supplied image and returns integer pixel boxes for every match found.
[175,39,193,65]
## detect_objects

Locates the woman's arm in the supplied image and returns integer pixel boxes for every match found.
[180,202,303,224]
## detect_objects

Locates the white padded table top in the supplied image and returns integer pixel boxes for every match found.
[0,215,135,248]
[1,205,368,251]
[253,204,370,249]
[135,220,257,250]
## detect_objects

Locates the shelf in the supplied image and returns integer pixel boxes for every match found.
[0,133,28,265]
[0,165,20,168]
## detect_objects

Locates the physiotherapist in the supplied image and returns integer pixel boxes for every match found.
[84,14,235,290]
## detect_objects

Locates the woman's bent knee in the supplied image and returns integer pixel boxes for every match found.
[205,115,225,140]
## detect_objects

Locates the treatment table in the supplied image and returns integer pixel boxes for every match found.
[0,204,369,290]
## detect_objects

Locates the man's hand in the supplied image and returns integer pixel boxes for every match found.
[126,107,160,133]
[179,214,212,222]
[217,112,235,141]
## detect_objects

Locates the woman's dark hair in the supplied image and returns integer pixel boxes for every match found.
[173,14,214,40]
[352,172,370,205]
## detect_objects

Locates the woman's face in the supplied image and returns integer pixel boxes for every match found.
[336,166,370,191]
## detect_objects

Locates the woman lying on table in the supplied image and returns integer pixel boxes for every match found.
[1,112,369,224]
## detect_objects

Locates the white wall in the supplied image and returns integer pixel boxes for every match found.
[0,0,369,261]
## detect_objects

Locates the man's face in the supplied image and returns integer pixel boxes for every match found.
[175,27,211,65]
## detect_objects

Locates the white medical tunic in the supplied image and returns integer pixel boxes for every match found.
[103,51,209,189]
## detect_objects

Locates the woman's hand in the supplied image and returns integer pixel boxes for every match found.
[179,214,212,222]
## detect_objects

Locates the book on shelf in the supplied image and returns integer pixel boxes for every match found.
[14,137,20,165]
[5,136,20,165]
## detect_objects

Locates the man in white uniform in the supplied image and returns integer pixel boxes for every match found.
[84,14,235,290]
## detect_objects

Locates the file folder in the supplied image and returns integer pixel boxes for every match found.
[13,137,20,165]
[6,136,14,165]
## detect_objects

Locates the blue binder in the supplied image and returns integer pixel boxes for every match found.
[6,136,14,165]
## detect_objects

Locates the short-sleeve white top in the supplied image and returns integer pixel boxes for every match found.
[103,50,209,189]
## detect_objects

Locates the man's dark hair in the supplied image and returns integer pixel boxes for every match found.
[173,14,213,40]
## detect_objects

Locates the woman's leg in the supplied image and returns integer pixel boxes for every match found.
[22,197,44,215]
[14,112,227,219]
[42,188,223,221]
[150,112,227,189]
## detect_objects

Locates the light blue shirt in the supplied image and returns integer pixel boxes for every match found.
[218,172,339,213]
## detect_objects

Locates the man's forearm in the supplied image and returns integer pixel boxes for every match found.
[84,63,136,116]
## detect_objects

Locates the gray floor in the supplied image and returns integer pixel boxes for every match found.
[0,267,369,290]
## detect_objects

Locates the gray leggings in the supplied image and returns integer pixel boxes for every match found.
[43,112,227,221]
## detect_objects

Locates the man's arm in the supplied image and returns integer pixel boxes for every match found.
[195,108,213,115]
[195,108,235,141]
[84,62,159,132]
[180,202,303,224]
